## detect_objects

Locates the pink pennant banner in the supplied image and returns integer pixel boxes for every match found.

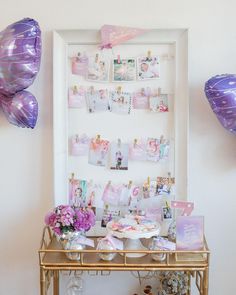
[171,200,194,216]
[100,24,149,49]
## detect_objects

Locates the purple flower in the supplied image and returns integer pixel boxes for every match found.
[44,212,56,227]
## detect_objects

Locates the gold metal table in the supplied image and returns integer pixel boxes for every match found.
[39,227,210,295]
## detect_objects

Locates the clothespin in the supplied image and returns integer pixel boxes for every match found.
[117,54,121,64]
[141,87,145,96]
[73,85,78,94]
[117,86,122,95]
[165,201,170,208]
[117,138,121,147]
[69,173,75,183]
[147,50,152,61]
[128,180,132,189]
[158,87,161,96]
[107,180,111,186]
[96,134,101,143]
[147,176,150,188]
[133,138,138,147]
[95,53,99,63]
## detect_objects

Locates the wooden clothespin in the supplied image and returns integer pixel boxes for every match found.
[117,86,122,95]
[147,176,150,188]
[133,138,138,147]
[117,54,121,64]
[165,201,170,208]
[75,134,79,142]
[147,50,152,61]
[158,87,161,96]
[107,180,111,186]
[95,53,99,63]
[96,134,101,143]
[117,138,121,147]
[128,180,132,189]
[69,173,75,183]
[73,85,78,94]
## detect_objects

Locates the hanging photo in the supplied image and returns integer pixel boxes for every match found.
[112,58,136,82]
[68,86,86,108]
[71,53,88,77]
[159,135,170,160]
[129,138,146,161]
[87,54,110,82]
[162,206,173,220]
[156,177,175,195]
[88,136,110,167]
[109,141,129,170]
[86,181,104,209]
[132,87,151,109]
[109,90,132,114]
[149,91,169,113]
[146,138,160,162]
[102,182,122,206]
[101,206,121,228]
[70,134,90,156]
[86,86,110,113]
[69,178,87,207]
[137,55,160,80]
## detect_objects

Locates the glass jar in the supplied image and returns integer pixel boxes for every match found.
[148,237,166,262]
[97,238,117,261]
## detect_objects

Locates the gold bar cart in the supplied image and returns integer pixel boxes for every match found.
[39,226,210,295]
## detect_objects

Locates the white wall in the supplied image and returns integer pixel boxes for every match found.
[0,0,235,294]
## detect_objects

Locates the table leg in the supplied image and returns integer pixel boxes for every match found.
[40,268,46,295]
[203,267,209,295]
[53,270,59,295]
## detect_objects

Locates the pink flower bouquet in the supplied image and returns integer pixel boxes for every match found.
[45,205,95,235]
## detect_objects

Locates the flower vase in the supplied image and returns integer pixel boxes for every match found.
[58,231,86,261]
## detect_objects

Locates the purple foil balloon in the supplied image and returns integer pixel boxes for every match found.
[0,18,41,96]
[0,91,38,128]
[205,74,236,134]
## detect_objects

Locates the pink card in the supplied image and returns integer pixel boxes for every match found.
[171,200,194,216]
[102,183,122,206]
[71,53,88,76]
[88,137,110,167]
[71,134,90,156]
[133,87,151,109]
[146,138,160,162]
[176,216,204,250]
[129,139,146,161]
[68,86,86,108]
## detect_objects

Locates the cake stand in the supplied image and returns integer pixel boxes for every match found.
[106,221,161,258]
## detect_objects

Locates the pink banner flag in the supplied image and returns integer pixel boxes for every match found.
[100,24,149,49]
[171,200,194,216]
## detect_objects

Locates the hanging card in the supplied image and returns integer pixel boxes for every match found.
[71,53,88,77]
[137,55,160,80]
[109,142,129,170]
[132,87,151,109]
[68,86,86,108]
[88,137,110,167]
[87,54,109,82]
[69,178,87,207]
[109,90,132,114]
[112,58,136,82]
[149,92,168,113]
[70,134,90,156]
[146,138,160,162]
[129,138,146,161]
[86,87,110,113]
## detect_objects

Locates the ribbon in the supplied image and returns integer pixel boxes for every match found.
[99,234,123,250]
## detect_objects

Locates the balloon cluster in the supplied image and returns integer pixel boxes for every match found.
[0,18,41,128]
[205,74,236,135]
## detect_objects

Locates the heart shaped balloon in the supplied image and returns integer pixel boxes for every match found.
[204,74,236,134]
[0,91,38,128]
[0,18,41,128]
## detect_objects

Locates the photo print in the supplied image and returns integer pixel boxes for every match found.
[109,89,132,114]
[69,178,87,207]
[70,134,90,156]
[146,137,160,162]
[86,86,110,113]
[71,52,88,77]
[87,53,109,82]
[112,57,136,82]
[109,141,129,170]
[88,136,110,167]
[149,91,168,113]
[137,55,160,80]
